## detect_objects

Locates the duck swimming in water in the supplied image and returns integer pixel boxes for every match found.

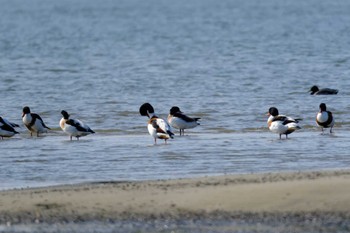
[309,85,338,95]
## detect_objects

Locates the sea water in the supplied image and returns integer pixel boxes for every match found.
[1,0,350,189]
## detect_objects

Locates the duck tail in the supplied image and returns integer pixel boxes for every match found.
[289,125,302,130]
[287,121,302,130]
[294,118,303,122]
[167,130,175,139]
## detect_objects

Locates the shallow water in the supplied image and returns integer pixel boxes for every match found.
[1,131,349,190]
[1,0,350,190]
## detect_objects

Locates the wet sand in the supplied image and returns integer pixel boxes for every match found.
[1,170,350,232]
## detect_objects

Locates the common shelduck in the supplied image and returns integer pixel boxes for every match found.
[316,103,334,133]
[139,103,174,144]
[0,116,19,139]
[267,107,301,139]
[167,106,200,136]
[309,85,338,95]
[22,106,51,137]
[60,110,95,140]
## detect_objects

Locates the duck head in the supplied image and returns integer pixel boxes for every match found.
[139,103,155,118]
[61,110,70,119]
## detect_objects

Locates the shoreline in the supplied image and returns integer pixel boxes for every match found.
[1,170,350,226]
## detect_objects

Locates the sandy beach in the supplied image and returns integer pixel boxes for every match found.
[1,170,350,232]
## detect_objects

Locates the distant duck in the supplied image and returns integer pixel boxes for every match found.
[316,103,334,133]
[22,106,51,137]
[60,110,95,140]
[267,107,302,139]
[139,103,174,144]
[309,85,338,95]
[0,116,19,139]
[168,106,200,136]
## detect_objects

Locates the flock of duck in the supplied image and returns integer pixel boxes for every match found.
[0,104,200,142]
[0,85,339,142]
[0,107,96,140]
[267,85,338,139]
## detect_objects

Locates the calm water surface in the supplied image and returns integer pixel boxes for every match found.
[1,0,350,190]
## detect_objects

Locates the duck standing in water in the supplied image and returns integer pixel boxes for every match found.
[139,103,174,144]
[60,110,95,140]
[168,106,200,136]
[0,116,19,139]
[22,106,51,137]
[316,103,334,133]
[267,107,301,139]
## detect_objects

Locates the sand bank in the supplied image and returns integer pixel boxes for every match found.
[1,170,350,225]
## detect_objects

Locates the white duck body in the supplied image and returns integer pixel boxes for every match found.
[168,106,200,136]
[316,111,334,128]
[139,103,174,144]
[316,103,334,133]
[168,115,199,130]
[267,115,301,139]
[147,116,174,143]
[0,117,19,138]
[60,111,95,140]
[22,111,50,136]
[0,129,16,138]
